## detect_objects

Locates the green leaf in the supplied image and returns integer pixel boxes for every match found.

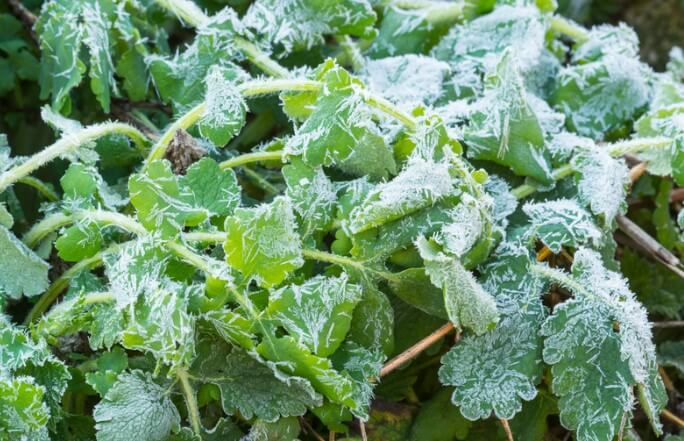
[60,162,99,198]
[244,0,376,56]
[256,336,361,415]
[439,296,546,420]
[369,6,446,59]
[571,23,639,64]
[56,222,104,262]
[0,377,50,437]
[93,370,180,441]
[267,274,362,357]
[85,347,129,397]
[523,199,601,253]
[538,249,666,441]
[409,388,472,441]
[224,196,304,288]
[0,225,49,299]
[190,338,321,422]
[551,54,652,140]
[284,64,393,179]
[347,284,395,356]
[83,1,117,112]
[242,417,301,441]
[197,66,247,147]
[571,147,629,225]
[508,391,558,441]
[282,159,336,237]
[388,267,448,319]
[464,50,554,184]
[122,286,196,369]
[179,158,241,218]
[347,158,455,234]
[417,237,498,335]
[129,160,203,238]
[658,340,684,377]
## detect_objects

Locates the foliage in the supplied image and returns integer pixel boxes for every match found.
[0,1,683,440]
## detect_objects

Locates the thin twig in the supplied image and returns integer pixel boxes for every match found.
[359,420,368,441]
[329,431,335,441]
[499,418,514,441]
[536,246,552,262]
[380,323,454,377]
[629,162,648,183]
[616,215,684,278]
[659,367,676,394]
[662,409,684,428]
[7,0,37,42]
[652,321,684,328]
[299,417,325,441]
[671,188,684,203]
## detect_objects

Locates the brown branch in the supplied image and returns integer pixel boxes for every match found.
[629,162,648,183]
[499,418,514,441]
[616,215,684,278]
[380,323,454,377]
[671,188,684,203]
[652,320,684,328]
[662,409,684,428]
[298,417,325,441]
[7,0,37,43]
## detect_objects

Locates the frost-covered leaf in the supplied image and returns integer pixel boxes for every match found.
[551,54,652,140]
[0,377,50,436]
[572,23,639,64]
[224,196,304,287]
[190,338,320,422]
[104,238,168,308]
[537,249,666,441]
[197,66,247,147]
[256,336,362,415]
[85,348,128,398]
[439,297,546,420]
[362,55,450,109]
[244,0,376,56]
[347,158,454,234]
[204,309,257,350]
[82,1,117,113]
[329,341,383,420]
[433,195,486,258]
[0,225,49,299]
[179,158,240,218]
[284,64,394,179]
[432,5,546,98]
[267,274,362,357]
[56,222,104,262]
[122,286,196,369]
[282,159,336,237]
[417,237,498,335]
[129,160,204,238]
[93,370,180,441]
[464,50,554,184]
[523,199,601,253]
[242,417,300,441]
[347,284,394,356]
[571,147,629,225]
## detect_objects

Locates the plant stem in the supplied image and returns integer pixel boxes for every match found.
[0,123,147,193]
[144,102,206,166]
[17,177,59,202]
[24,242,126,324]
[335,35,365,72]
[360,89,418,131]
[606,137,672,157]
[155,0,208,27]
[549,16,589,43]
[511,164,574,200]
[219,150,285,169]
[528,263,590,297]
[380,322,454,377]
[183,231,226,243]
[23,210,146,248]
[301,248,399,283]
[233,37,290,78]
[176,368,202,436]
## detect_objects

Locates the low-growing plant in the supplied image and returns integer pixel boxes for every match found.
[1,0,684,440]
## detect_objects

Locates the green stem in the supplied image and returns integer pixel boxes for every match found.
[549,16,590,43]
[17,177,59,202]
[183,231,226,243]
[233,37,290,78]
[606,137,672,157]
[335,35,366,72]
[219,150,285,169]
[144,102,206,167]
[154,0,208,27]
[23,210,146,248]
[0,123,147,193]
[301,248,399,283]
[176,368,202,436]
[529,263,591,297]
[511,164,574,200]
[24,242,126,324]
[361,89,418,131]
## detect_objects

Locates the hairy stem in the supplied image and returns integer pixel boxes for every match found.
[177,368,202,436]
[301,248,399,283]
[23,210,146,248]
[335,35,366,72]
[219,150,285,170]
[511,164,574,200]
[529,263,590,297]
[144,102,206,166]
[154,0,208,27]
[549,16,589,43]
[606,137,672,157]
[17,176,60,202]
[0,123,147,193]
